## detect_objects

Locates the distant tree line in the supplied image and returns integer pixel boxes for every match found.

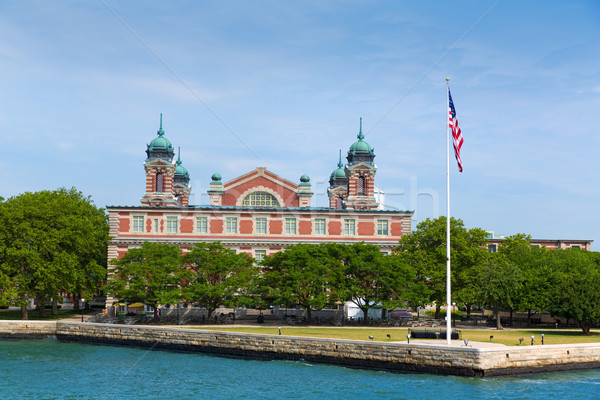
[106,216,600,335]
[0,189,598,335]
[104,241,415,323]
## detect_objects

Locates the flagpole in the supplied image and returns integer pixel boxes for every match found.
[446,77,452,345]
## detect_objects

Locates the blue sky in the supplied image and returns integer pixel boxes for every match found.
[1,1,599,247]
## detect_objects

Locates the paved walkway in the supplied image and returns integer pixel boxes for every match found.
[59,311,101,323]
[407,339,506,348]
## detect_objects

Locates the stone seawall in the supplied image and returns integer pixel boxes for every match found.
[0,321,57,339]
[1,321,600,377]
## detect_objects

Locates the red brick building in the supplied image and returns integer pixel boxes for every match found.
[107,116,413,266]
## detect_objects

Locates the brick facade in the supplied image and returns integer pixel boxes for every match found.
[107,117,414,274]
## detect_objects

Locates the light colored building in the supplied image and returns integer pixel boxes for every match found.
[486,231,593,252]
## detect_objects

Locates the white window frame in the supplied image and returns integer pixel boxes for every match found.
[344,219,355,236]
[166,216,178,233]
[314,218,326,235]
[255,250,267,263]
[196,216,208,233]
[242,191,280,207]
[226,217,238,234]
[132,216,144,233]
[255,217,267,234]
[285,217,296,235]
[377,220,389,236]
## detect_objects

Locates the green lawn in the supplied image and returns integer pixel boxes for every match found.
[0,309,92,321]
[189,326,600,346]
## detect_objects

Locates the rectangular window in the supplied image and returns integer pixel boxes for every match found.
[255,217,267,234]
[226,217,238,234]
[285,217,296,234]
[488,244,497,253]
[377,220,389,236]
[166,216,178,233]
[154,219,159,233]
[344,219,355,235]
[358,176,365,195]
[132,216,144,232]
[196,217,208,233]
[315,218,326,235]
[255,250,267,263]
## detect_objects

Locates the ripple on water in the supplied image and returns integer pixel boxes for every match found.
[1,339,599,400]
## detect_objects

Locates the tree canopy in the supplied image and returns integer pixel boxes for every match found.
[476,252,522,330]
[182,242,256,320]
[105,242,183,319]
[259,243,345,322]
[499,234,552,326]
[395,216,488,318]
[545,248,600,335]
[337,243,413,321]
[0,188,109,319]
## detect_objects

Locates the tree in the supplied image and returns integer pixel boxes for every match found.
[396,217,488,318]
[182,242,256,321]
[0,188,109,320]
[105,242,183,319]
[476,253,522,330]
[259,243,343,323]
[546,249,600,335]
[500,234,552,326]
[336,243,413,322]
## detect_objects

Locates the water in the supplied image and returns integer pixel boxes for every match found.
[1,338,599,399]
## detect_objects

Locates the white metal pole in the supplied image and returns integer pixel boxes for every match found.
[446,78,452,345]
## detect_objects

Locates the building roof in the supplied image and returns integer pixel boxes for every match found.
[146,114,174,161]
[106,204,413,214]
[173,147,190,184]
[347,118,375,165]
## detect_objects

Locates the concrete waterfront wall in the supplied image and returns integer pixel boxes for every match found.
[1,320,600,377]
[0,320,57,338]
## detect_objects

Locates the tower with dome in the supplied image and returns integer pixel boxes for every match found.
[106,115,413,277]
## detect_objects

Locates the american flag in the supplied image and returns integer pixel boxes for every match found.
[448,89,463,172]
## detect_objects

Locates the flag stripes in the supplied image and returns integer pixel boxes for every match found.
[448,89,463,172]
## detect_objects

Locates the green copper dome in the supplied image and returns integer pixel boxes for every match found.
[174,147,190,185]
[349,139,373,153]
[330,167,346,180]
[211,173,222,183]
[329,149,348,187]
[299,174,311,186]
[146,114,175,161]
[347,117,375,165]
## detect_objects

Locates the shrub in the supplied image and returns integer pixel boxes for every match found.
[424,309,463,319]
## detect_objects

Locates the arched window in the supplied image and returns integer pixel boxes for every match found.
[242,191,280,207]
[358,176,366,196]
[156,172,164,193]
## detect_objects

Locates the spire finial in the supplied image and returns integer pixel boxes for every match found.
[337,149,343,168]
[177,146,182,165]
[357,117,364,140]
[157,113,165,136]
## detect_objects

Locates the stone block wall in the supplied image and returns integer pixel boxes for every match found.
[0,321,57,338]
[2,320,600,377]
